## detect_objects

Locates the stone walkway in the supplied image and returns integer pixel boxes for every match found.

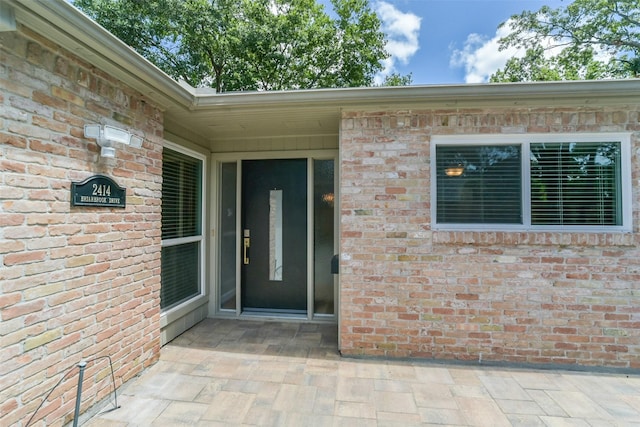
[85,318,640,426]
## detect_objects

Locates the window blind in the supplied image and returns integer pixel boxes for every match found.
[436,145,522,224]
[161,147,203,310]
[530,142,621,225]
[161,242,200,309]
[161,148,202,240]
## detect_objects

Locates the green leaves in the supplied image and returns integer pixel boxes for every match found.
[75,0,391,91]
[492,0,639,82]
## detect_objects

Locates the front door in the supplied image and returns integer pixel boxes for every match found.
[241,159,308,313]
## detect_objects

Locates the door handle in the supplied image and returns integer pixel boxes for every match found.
[243,237,250,265]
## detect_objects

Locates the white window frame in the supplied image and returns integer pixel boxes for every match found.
[431,133,632,232]
[161,141,207,315]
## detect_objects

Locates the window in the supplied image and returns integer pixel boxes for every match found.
[431,133,632,232]
[436,145,522,224]
[161,144,205,310]
[218,162,237,311]
[313,158,335,315]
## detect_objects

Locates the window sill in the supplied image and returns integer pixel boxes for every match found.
[160,294,209,328]
[431,230,635,247]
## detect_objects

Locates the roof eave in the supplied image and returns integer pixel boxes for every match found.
[191,80,640,110]
[7,0,194,110]
[5,0,639,142]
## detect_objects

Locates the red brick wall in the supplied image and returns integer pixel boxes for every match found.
[1,27,163,426]
[339,106,640,369]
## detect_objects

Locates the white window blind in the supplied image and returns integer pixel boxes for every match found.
[530,142,621,226]
[161,148,202,240]
[161,147,203,310]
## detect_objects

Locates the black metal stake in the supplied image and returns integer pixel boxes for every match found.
[73,361,87,427]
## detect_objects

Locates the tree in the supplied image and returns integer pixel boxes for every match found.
[381,72,413,86]
[491,0,639,82]
[74,0,397,92]
[490,45,615,82]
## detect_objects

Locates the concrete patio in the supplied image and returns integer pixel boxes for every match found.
[85,318,640,426]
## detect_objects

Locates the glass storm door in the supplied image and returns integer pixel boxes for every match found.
[241,159,308,313]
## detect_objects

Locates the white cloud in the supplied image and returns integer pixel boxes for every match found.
[375,1,421,84]
[449,19,606,83]
[450,22,522,83]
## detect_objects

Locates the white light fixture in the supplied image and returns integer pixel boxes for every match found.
[83,124,101,139]
[129,135,143,149]
[83,124,144,158]
[103,125,130,144]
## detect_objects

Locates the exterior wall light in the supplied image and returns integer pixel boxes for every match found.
[84,124,144,158]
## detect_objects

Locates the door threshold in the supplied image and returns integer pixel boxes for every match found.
[213,311,336,324]
[242,308,307,319]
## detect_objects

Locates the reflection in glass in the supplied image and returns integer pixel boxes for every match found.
[436,145,522,224]
[219,162,237,310]
[269,190,283,281]
[530,142,621,225]
[314,159,335,315]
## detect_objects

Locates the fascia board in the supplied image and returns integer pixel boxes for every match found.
[191,80,640,111]
[9,0,194,110]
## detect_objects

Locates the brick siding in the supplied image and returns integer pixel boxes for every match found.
[339,107,640,369]
[1,26,163,426]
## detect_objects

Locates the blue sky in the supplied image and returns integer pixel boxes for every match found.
[321,0,569,85]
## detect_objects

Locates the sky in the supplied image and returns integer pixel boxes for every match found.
[320,0,570,85]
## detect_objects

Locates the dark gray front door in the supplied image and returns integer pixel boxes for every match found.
[241,159,307,313]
